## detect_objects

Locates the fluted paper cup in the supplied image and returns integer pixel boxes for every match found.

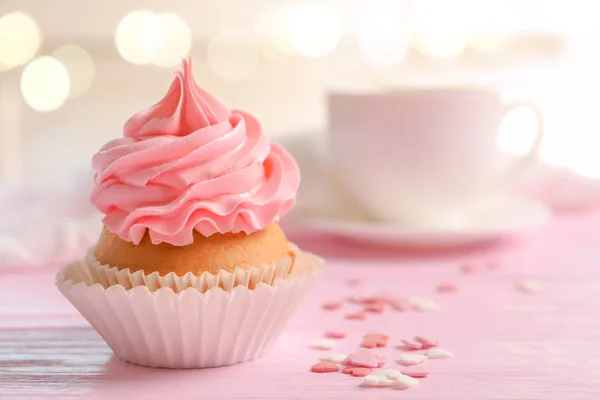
[56,246,322,368]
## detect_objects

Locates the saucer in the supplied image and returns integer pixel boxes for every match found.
[289,195,551,248]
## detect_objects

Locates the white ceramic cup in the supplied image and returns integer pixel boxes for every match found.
[328,87,545,228]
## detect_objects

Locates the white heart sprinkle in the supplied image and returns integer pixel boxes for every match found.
[363,374,393,387]
[427,348,453,359]
[516,280,543,294]
[397,353,427,366]
[370,369,403,380]
[310,339,335,350]
[393,374,420,389]
[409,297,440,312]
[319,353,348,363]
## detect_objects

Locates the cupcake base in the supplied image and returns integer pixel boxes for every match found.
[56,245,322,368]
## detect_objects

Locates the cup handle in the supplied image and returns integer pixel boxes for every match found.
[498,100,545,185]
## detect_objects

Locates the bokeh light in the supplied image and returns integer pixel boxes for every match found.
[283,1,341,57]
[21,56,70,112]
[207,28,259,81]
[152,13,192,67]
[0,12,41,68]
[115,10,165,65]
[253,7,294,61]
[357,3,411,68]
[115,11,191,67]
[52,45,95,98]
[412,0,470,58]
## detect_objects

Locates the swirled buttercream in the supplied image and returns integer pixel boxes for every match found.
[91,60,300,246]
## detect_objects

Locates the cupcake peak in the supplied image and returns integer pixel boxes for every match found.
[124,58,230,138]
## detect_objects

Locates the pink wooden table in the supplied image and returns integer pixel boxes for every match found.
[2,211,600,399]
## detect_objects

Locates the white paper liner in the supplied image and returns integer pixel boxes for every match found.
[56,247,323,368]
[64,245,298,293]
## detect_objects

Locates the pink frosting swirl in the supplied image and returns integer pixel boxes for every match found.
[91,60,300,246]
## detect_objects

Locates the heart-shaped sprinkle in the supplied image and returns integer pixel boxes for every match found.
[346,312,367,320]
[436,283,457,293]
[516,280,543,294]
[371,369,403,380]
[401,339,423,350]
[409,297,440,312]
[389,298,410,312]
[361,333,388,348]
[325,331,347,339]
[311,361,339,373]
[397,353,427,366]
[393,374,420,389]
[348,348,379,368]
[364,303,385,313]
[363,374,393,387]
[401,365,430,378]
[322,302,343,311]
[310,339,334,350]
[343,367,372,377]
[414,336,438,349]
[319,353,348,363]
[427,348,453,359]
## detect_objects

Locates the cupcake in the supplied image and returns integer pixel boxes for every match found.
[56,59,322,368]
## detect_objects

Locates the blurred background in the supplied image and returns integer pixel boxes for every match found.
[1,0,600,265]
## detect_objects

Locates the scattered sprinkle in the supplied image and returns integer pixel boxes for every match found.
[371,369,404,380]
[362,333,389,348]
[325,331,347,339]
[400,365,430,378]
[364,303,385,313]
[343,367,372,377]
[347,348,379,368]
[396,353,427,366]
[346,312,367,320]
[436,283,457,293]
[319,353,348,363]
[322,301,343,311]
[393,374,420,389]
[414,336,438,349]
[311,361,339,373]
[389,298,411,312]
[516,280,543,294]
[363,374,393,388]
[310,339,335,350]
[409,297,440,312]
[426,348,453,359]
[401,339,423,351]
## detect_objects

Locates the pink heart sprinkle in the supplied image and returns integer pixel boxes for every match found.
[401,339,423,350]
[322,302,343,311]
[325,331,347,339]
[311,361,339,373]
[389,298,410,312]
[348,348,379,368]
[414,336,438,349]
[345,312,367,321]
[401,365,430,378]
[436,283,457,293]
[343,367,372,377]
